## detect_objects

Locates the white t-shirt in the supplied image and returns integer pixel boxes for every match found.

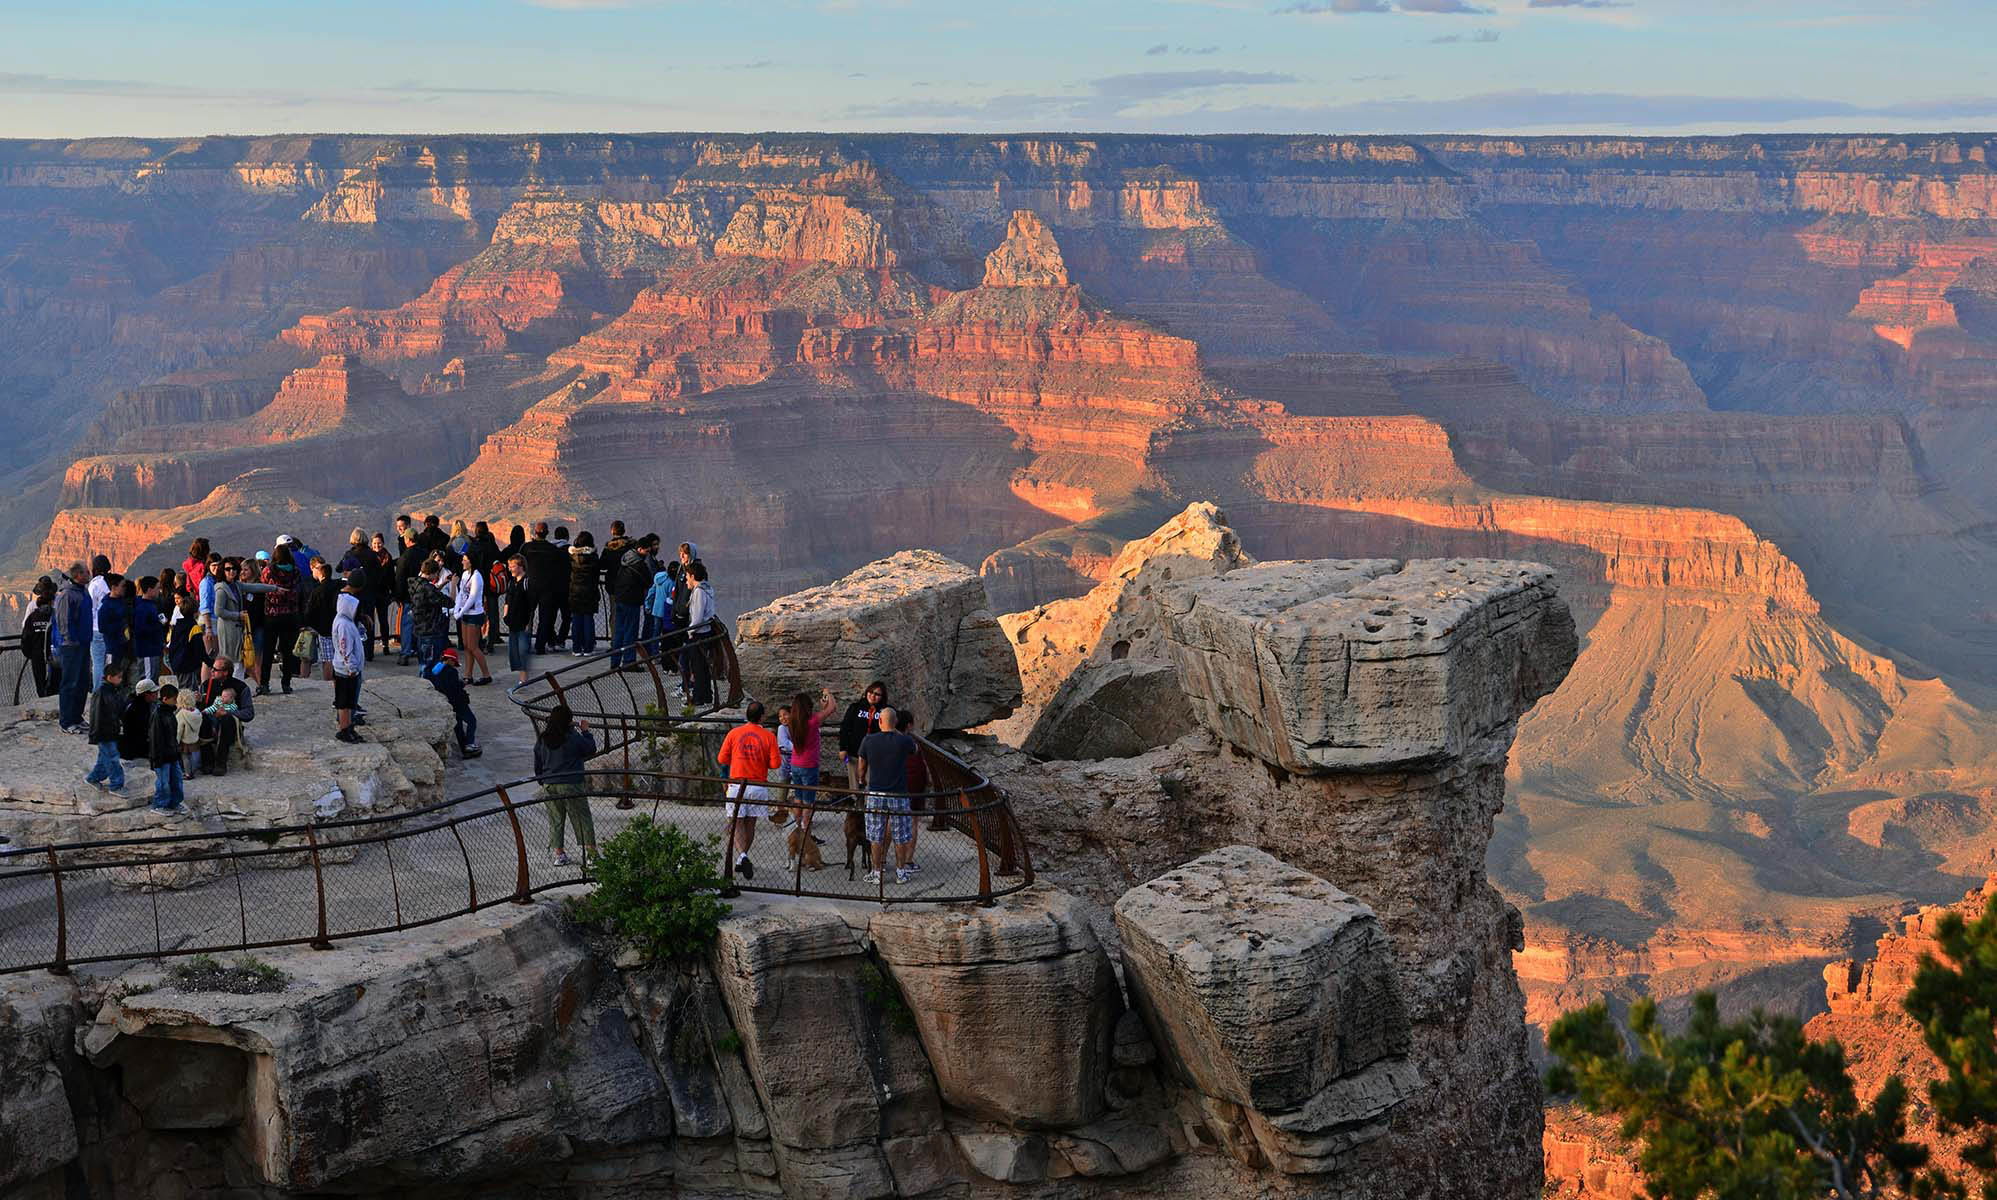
[87,576,110,635]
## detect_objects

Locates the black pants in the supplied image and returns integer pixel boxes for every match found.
[370,596,393,652]
[258,616,299,687]
[27,651,51,698]
[532,592,562,653]
[201,714,239,772]
[687,621,715,705]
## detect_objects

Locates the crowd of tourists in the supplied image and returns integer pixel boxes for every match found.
[20,515,720,817]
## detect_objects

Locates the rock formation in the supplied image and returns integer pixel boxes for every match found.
[734,550,1021,732]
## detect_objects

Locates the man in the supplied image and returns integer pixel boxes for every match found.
[609,533,651,668]
[422,648,481,758]
[716,699,781,880]
[856,706,920,885]
[133,575,165,685]
[519,521,569,654]
[53,562,93,733]
[418,513,450,556]
[331,576,366,745]
[393,513,416,556]
[84,659,130,793]
[199,658,249,775]
[393,534,427,664]
[406,557,452,667]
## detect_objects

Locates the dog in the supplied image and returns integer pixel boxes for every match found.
[786,823,826,872]
[843,806,867,879]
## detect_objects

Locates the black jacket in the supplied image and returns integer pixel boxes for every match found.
[407,575,451,636]
[394,543,427,602]
[89,682,124,745]
[303,577,339,636]
[838,700,884,759]
[613,548,652,606]
[502,584,535,633]
[520,538,569,598]
[119,695,153,760]
[567,548,600,611]
[149,703,180,769]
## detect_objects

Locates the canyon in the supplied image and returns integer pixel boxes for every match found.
[8,131,1997,1063]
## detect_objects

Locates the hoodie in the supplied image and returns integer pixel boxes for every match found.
[53,576,91,647]
[331,592,365,677]
[568,545,601,610]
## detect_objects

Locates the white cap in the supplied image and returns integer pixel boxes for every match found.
[276,534,297,546]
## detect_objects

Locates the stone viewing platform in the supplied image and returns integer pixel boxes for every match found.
[1,507,1581,1200]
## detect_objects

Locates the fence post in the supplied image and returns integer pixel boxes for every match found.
[45,848,69,976]
[961,790,994,907]
[544,671,567,706]
[304,822,334,950]
[495,785,533,904]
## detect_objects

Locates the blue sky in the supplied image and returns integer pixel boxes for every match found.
[3,0,1994,138]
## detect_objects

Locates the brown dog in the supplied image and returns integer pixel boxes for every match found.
[786,824,825,872]
[843,807,867,879]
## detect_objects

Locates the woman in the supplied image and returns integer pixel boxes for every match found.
[210,558,278,681]
[838,680,888,785]
[181,538,211,591]
[566,532,600,656]
[786,688,838,833]
[505,523,526,561]
[448,519,474,563]
[364,533,396,655]
[535,704,597,867]
[451,549,491,684]
[255,549,301,694]
[472,520,502,575]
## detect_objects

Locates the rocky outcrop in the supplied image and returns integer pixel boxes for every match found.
[735,550,1021,732]
[0,976,81,1196]
[1162,558,1577,773]
[1116,846,1417,1175]
[1022,659,1197,761]
[982,210,1069,288]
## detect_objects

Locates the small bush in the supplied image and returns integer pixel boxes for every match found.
[173,954,287,994]
[578,816,730,963]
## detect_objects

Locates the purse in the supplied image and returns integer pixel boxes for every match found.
[293,628,321,660]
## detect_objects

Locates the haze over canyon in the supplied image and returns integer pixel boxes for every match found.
[7,130,1997,1031]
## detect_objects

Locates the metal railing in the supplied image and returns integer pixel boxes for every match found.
[0,623,1034,977]
[0,630,43,705]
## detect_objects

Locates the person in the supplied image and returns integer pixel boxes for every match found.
[406,555,452,667]
[149,682,186,814]
[896,708,929,874]
[199,658,248,775]
[649,557,680,676]
[856,706,920,885]
[158,566,181,608]
[301,556,340,683]
[364,533,397,655]
[133,576,165,686]
[448,519,473,562]
[211,558,278,681]
[535,703,596,867]
[53,562,94,733]
[181,537,211,592]
[472,520,502,579]
[337,527,371,578]
[786,688,837,834]
[166,592,204,685]
[197,552,223,672]
[716,699,781,880]
[610,533,649,667]
[393,534,427,664]
[505,523,526,561]
[84,659,129,794]
[22,577,55,698]
[256,549,301,694]
[567,533,600,657]
[393,514,416,556]
[99,576,135,684]
[598,519,630,613]
[174,688,203,780]
[422,648,481,758]
[683,561,717,705]
[838,681,888,785]
[452,550,492,683]
[551,525,574,646]
[521,522,569,654]
[118,677,158,762]
[86,553,113,691]
[503,554,534,685]
[331,580,366,745]
[419,513,450,557]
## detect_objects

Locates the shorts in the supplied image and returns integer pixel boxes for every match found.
[724,783,770,820]
[317,637,335,665]
[864,792,914,845]
[332,672,361,710]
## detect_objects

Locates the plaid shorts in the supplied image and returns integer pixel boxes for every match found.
[864,792,914,844]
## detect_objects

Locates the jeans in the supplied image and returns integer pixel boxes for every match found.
[508,629,533,674]
[398,605,412,657]
[451,702,478,752]
[86,741,125,790]
[417,633,447,667]
[152,761,185,809]
[90,633,106,691]
[572,613,597,655]
[611,603,641,667]
[58,643,89,728]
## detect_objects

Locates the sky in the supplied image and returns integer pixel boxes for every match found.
[3,0,1995,139]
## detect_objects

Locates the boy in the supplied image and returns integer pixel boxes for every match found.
[133,575,165,685]
[84,660,129,793]
[149,683,186,813]
[331,581,366,745]
[422,647,481,759]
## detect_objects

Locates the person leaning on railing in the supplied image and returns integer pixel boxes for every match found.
[535,702,597,868]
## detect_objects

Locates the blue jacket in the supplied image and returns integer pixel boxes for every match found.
[98,595,135,661]
[645,570,673,619]
[52,579,90,649]
[132,597,165,657]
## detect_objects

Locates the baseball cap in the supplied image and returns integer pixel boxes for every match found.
[441,648,460,664]
[254,550,270,561]
[134,679,158,695]
[276,534,297,546]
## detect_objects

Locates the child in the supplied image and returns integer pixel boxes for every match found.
[175,690,204,780]
[422,648,481,759]
[84,660,128,793]
[149,683,185,813]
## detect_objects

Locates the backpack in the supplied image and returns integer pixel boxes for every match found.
[489,562,510,596]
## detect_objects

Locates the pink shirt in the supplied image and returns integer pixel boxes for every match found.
[789,713,824,769]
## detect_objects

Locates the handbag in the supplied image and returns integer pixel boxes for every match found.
[239,617,258,671]
[293,628,320,660]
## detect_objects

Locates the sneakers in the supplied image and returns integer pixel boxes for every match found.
[62,724,87,736]
[735,855,755,880]
[334,728,363,745]
[553,849,570,867]
[461,743,482,759]
[865,870,883,885]
[895,867,913,885]
[904,862,922,875]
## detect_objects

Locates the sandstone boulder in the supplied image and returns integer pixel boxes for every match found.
[1160,558,1578,772]
[1115,846,1410,1113]
[0,975,81,1194]
[870,885,1120,1129]
[1023,659,1197,761]
[736,549,1021,732]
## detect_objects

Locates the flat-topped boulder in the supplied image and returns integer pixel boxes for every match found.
[1160,558,1578,772]
[735,549,1021,732]
[0,676,454,848]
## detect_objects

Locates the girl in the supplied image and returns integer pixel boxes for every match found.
[535,704,597,868]
[175,689,204,779]
[787,688,837,834]
[451,550,491,684]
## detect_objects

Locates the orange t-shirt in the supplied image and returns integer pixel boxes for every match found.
[717,722,781,782]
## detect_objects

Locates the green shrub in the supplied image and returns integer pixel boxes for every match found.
[578,816,730,963]
[859,958,917,1035]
